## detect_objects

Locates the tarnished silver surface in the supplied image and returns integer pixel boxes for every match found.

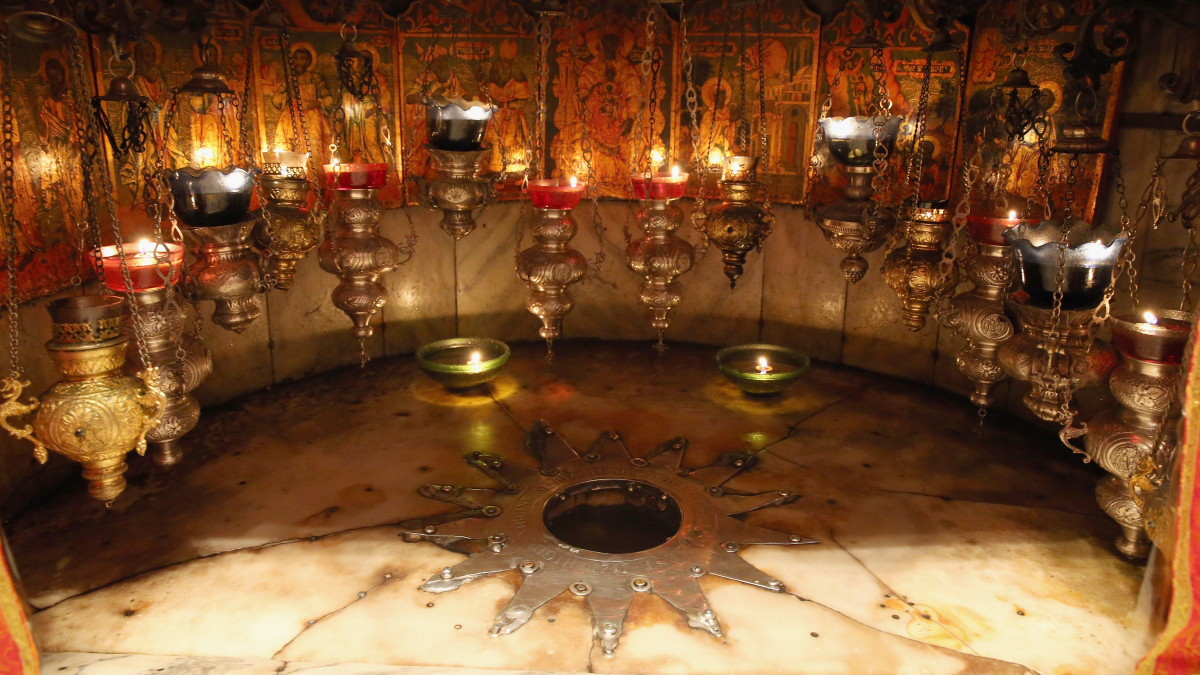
[399,420,816,658]
[516,208,587,348]
[626,198,696,347]
[183,220,264,333]
[938,243,1015,408]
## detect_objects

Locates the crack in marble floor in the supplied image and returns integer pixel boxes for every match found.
[825,530,982,657]
[273,571,401,659]
[871,488,1099,516]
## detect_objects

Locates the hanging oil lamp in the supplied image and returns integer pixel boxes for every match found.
[0,296,166,503]
[627,166,694,348]
[92,48,153,159]
[517,178,587,353]
[318,160,400,348]
[1073,310,1194,558]
[938,208,1018,408]
[883,201,956,331]
[254,19,323,291]
[424,96,496,239]
[996,218,1125,422]
[95,239,211,467]
[163,31,263,333]
[704,151,770,288]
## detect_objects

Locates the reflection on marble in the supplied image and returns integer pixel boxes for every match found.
[12,342,1148,674]
[42,652,589,675]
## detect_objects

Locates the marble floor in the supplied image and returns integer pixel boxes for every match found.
[8,341,1152,674]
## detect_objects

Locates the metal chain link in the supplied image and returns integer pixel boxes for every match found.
[805,47,846,215]
[564,6,605,275]
[932,141,981,321]
[533,12,552,181]
[755,3,773,238]
[1,32,21,377]
[868,45,892,211]
[680,2,710,261]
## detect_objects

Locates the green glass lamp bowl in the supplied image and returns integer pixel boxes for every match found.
[715,344,811,395]
[416,337,510,390]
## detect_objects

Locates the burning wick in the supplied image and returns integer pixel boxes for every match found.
[755,356,773,375]
[136,238,154,256]
[1144,311,1159,326]
[1007,210,1018,222]
[670,165,680,178]
[569,176,578,188]
[709,148,724,168]
[468,351,482,365]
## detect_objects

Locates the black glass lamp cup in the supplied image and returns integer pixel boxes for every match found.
[425,97,496,152]
[1004,222,1126,310]
[167,167,255,228]
[820,116,901,167]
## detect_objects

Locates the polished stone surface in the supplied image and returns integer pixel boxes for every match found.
[9,341,1148,674]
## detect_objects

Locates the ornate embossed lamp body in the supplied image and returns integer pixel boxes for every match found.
[0,296,165,503]
[1084,311,1194,559]
[997,304,1118,422]
[318,165,403,339]
[814,116,901,282]
[704,156,769,288]
[938,242,1015,407]
[518,180,587,348]
[627,173,695,347]
[884,202,955,330]
[427,147,490,240]
[257,173,322,290]
[127,290,212,467]
[183,220,264,333]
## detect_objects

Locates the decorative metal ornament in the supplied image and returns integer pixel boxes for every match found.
[398,421,816,658]
[938,243,1015,408]
[92,52,153,159]
[318,165,403,344]
[1074,311,1194,559]
[884,201,956,331]
[517,180,588,352]
[627,173,695,348]
[996,303,1118,423]
[426,146,491,240]
[126,289,212,467]
[704,155,769,288]
[0,296,165,504]
[257,173,323,290]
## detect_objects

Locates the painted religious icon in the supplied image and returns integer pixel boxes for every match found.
[397,0,535,202]
[548,1,675,198]
[678,0,820,204]
[0,40,89,301]
[957,0,1125,223]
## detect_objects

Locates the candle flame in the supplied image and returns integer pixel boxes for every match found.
[469,351,482,365]
[136,239,154,255]
[193,146,215,167]
[1007,210,1018,221]
[1144,311,1159,326]
[651,149,664,168]
[569,176,578,188]
[670,165,680,178]
[709,148,724,167]
[756,356,772,375]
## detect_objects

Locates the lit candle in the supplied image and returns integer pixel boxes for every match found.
[468,351,482,365]
[192,146,215,168]
[527,178,586,210]
[324,161,388,190]
[94,239,185,293]
[755,356,773,375]
[1007,210,1019,224]
[630,168,690,201]
[709,148,725,170]
[1112,310,1194,365]
[968,208,1022,246]
[1144,310,1158,326]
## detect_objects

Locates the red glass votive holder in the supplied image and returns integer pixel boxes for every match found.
[967,213,1020,246]
[1111,311,1195,365]
[324,163,388,190]
[527,179,585,210]
[630,172,689,200]
[94,242,185,292]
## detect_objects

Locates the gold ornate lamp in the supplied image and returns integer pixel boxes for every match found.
[703,153,770,288]
[814,116,901,282]
[517,179,588,352]
[257,155,323,291]
[627,170,695,348]
[0,296,165,503]
[884,201,956,330]
[424,96,496,239]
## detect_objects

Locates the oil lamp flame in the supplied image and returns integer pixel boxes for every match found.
[469,351,482,365]
[1144,311,1159,326]
[1007,210,1018,221]
[709,148,724,168]
[193,146,215,168]
[569,176,578,188]
[756,356,773,375]
[671,165,680,178]
[137,239,154,256]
